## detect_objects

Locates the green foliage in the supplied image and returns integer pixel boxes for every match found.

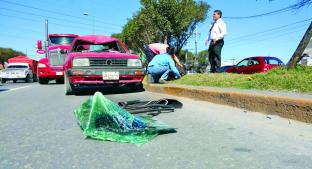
[0,47,25,64]
[172,66,312,93]
[178,49,194,64]
[197,49,209,66]
[115,0,210,52]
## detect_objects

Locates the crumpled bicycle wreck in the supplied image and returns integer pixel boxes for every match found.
[74,92,178,145]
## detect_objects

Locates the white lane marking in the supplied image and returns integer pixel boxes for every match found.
[8,86,31,92]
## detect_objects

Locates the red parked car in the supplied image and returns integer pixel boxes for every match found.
[226,56,284,74]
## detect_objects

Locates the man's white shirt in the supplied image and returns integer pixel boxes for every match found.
[207,18,227,42]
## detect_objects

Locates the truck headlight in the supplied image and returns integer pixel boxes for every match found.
[38,63,46,68]
[127,59,142,67]
[73,58,90,67]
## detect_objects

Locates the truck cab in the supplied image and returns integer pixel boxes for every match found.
[37,34,78,84]
[63,35,145,95]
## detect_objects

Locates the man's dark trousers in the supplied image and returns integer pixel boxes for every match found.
[208,39,224,73]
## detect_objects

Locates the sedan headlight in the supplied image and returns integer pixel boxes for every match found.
[127,59,142,67]
[73,58,90,67]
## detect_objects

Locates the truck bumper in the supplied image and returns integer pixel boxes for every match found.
[1,77,27,80]
[66,68,145,86]
[37,69,64,79]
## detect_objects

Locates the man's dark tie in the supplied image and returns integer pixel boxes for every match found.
[210,22,216,33]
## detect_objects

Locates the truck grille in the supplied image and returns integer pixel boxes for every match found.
[89,58,128,67]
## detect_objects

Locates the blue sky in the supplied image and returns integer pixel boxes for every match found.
[0,0,311,64]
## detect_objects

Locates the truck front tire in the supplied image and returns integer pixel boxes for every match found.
[1,79,6,83]
[25,75,31,83]
[38,78,49,84]
[33,74,38,82]
[65,74,75,95]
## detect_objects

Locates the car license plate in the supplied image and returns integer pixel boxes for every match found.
[102,72,119,80]
[56,72,63,76]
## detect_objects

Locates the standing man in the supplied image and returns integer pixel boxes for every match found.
[206,10,227,73]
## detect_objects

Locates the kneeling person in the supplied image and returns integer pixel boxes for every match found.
[147,50,181,83]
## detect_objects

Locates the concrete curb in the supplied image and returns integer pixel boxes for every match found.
[144,83,312,123]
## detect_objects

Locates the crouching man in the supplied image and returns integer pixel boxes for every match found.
[147,48,181,84]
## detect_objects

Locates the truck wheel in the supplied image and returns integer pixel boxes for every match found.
[56,79,64,84]
[33,74,38,82]
[25,75,31,83]
[13,80,17,83]
[1,79,6,83]
[38,78,49,84]
[65,74,75,95]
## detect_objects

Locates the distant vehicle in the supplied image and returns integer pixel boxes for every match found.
[37,34,78,84]
[0,56,38,83]
[63,35,145,95]
[0,62,35,83]
[226,56,284,74]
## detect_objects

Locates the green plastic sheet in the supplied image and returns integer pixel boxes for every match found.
[74,92,175,145]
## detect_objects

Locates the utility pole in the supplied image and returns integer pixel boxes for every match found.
[193,25,200,69]
[287,21,312,69]
[194,26,198,57]
[45,19,49,50]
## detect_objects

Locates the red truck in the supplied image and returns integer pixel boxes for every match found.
[36,34,78,84]
[63,35,145,95]
[0,56,38,83]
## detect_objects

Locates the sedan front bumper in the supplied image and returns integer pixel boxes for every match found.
[66,68,145,85]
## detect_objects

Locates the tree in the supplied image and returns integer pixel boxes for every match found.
[197,49,209,66]
[0,47,25,64]
[114,0,210,53]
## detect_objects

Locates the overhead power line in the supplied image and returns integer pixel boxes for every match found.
[223,0,312,19]
[227,18,312,42]
[0,0,122,27]
[225,26,308,49]
[0,7,119,31]
[0,13,116,35]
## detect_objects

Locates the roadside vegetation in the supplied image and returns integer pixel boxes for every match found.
[171,66,312,93]
[0,47,25,64]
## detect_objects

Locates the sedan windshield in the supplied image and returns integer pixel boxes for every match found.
[7,65,28,69]
[72,40,126,53]
[50,36,75,45]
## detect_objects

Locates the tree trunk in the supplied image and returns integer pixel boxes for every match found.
[164,35,168,44]
[287,22,312,69]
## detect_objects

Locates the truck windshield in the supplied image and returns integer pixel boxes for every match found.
[72,41,126,53]
[7,65,28,69]
[50,36,75,45]
[49,50,67,66]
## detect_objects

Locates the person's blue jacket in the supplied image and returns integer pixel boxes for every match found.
[148,53,181,79]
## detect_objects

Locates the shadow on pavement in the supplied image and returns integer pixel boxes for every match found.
[0,89,9,92]
[74,86,145,96]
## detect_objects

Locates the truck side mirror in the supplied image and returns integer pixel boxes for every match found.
[37,40,42,50]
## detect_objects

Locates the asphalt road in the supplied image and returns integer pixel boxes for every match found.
[1,81,312,169]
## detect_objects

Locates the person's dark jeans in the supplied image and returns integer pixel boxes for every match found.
[147,65,170,83]
[208,39,224,73]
